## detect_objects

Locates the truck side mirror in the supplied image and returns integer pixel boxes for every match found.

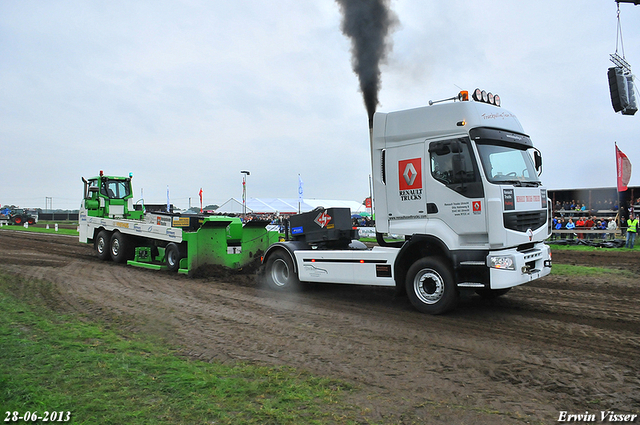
[534,150,542,176]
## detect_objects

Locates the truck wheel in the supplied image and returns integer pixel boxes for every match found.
[110,232,133,263]
[12,217,22,225]
[27,217,36,225]
[264,250,300,291]
[406,257,458,314]
[475,288,511,299]
[165,243,183,272]
[95,230,111,261]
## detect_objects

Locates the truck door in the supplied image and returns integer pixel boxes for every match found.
[426,138,487,238]
[384,142,429,233]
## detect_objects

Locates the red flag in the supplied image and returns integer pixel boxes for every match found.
[199,188,203,213]
[616,144,632,192]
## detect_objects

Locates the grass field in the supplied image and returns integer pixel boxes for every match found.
[0,223,79,236]
[0,273,360,425]
[551,263,634,277]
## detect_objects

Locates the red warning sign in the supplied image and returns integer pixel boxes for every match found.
[314,211,332,228]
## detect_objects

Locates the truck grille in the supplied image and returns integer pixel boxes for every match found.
[503,210,547,232]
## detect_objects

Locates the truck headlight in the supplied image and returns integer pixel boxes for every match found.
[489,255,515,270]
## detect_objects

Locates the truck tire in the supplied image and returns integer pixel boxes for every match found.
[27,217,36,225]
[110,232,133,263]
[165,243,183,272]
[405,257,458,314]
[12,216,23,225]
[264,250,300,291]
[95,230,111,261]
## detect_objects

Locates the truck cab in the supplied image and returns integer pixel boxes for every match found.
[371,91,551,307]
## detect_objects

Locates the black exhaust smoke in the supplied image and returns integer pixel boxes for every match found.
[335,0,398,128]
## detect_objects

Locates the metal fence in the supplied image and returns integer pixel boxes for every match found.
[38,212,79,221]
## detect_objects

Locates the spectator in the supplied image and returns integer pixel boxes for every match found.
[596,219,607,240]
[575,216,585,239]
[626,213,638,249]
[554,218,565,240]
[566,218,576,239]
[585,216,595,240]
[607,218,617,240]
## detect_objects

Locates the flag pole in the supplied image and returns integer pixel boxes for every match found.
[616,142,621,229]
[298,174,303,214]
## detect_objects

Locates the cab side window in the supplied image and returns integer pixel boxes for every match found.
[429,138,484,198]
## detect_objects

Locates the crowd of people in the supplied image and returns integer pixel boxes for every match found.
[551,215,618,241]
[551,198,640,248]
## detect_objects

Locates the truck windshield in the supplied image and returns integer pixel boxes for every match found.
[100,179,131,199]
[475,142,540,186]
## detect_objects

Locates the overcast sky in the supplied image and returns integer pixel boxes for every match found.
[2,1,639,210]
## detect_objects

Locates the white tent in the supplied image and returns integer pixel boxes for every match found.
[216,197,366,215]
[215,198,253,215]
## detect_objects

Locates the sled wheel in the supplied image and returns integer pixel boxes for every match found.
[165,243,183,272]
[110,232,133,263]
[95,230,111,261]
[406,257,458,314]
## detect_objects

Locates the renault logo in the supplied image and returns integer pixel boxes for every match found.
[403,162,418,186]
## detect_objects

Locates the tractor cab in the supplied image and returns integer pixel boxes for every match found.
[82,172,143,220]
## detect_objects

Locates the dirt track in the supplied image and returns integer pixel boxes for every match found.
[1,230,639,424]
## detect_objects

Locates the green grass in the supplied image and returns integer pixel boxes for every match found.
[551,263,634,278]
[0,273,358,424]
[0,224,78,236]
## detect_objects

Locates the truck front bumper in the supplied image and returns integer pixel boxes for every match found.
[487,243,552,290]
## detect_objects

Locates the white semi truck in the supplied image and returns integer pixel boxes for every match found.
[261,89,552,314]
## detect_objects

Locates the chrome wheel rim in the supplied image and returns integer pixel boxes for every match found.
[271,258,290,287]
[111,238,120,257]
[167,249,177,267]
[97,237,106,255]
[413,269,445,305]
